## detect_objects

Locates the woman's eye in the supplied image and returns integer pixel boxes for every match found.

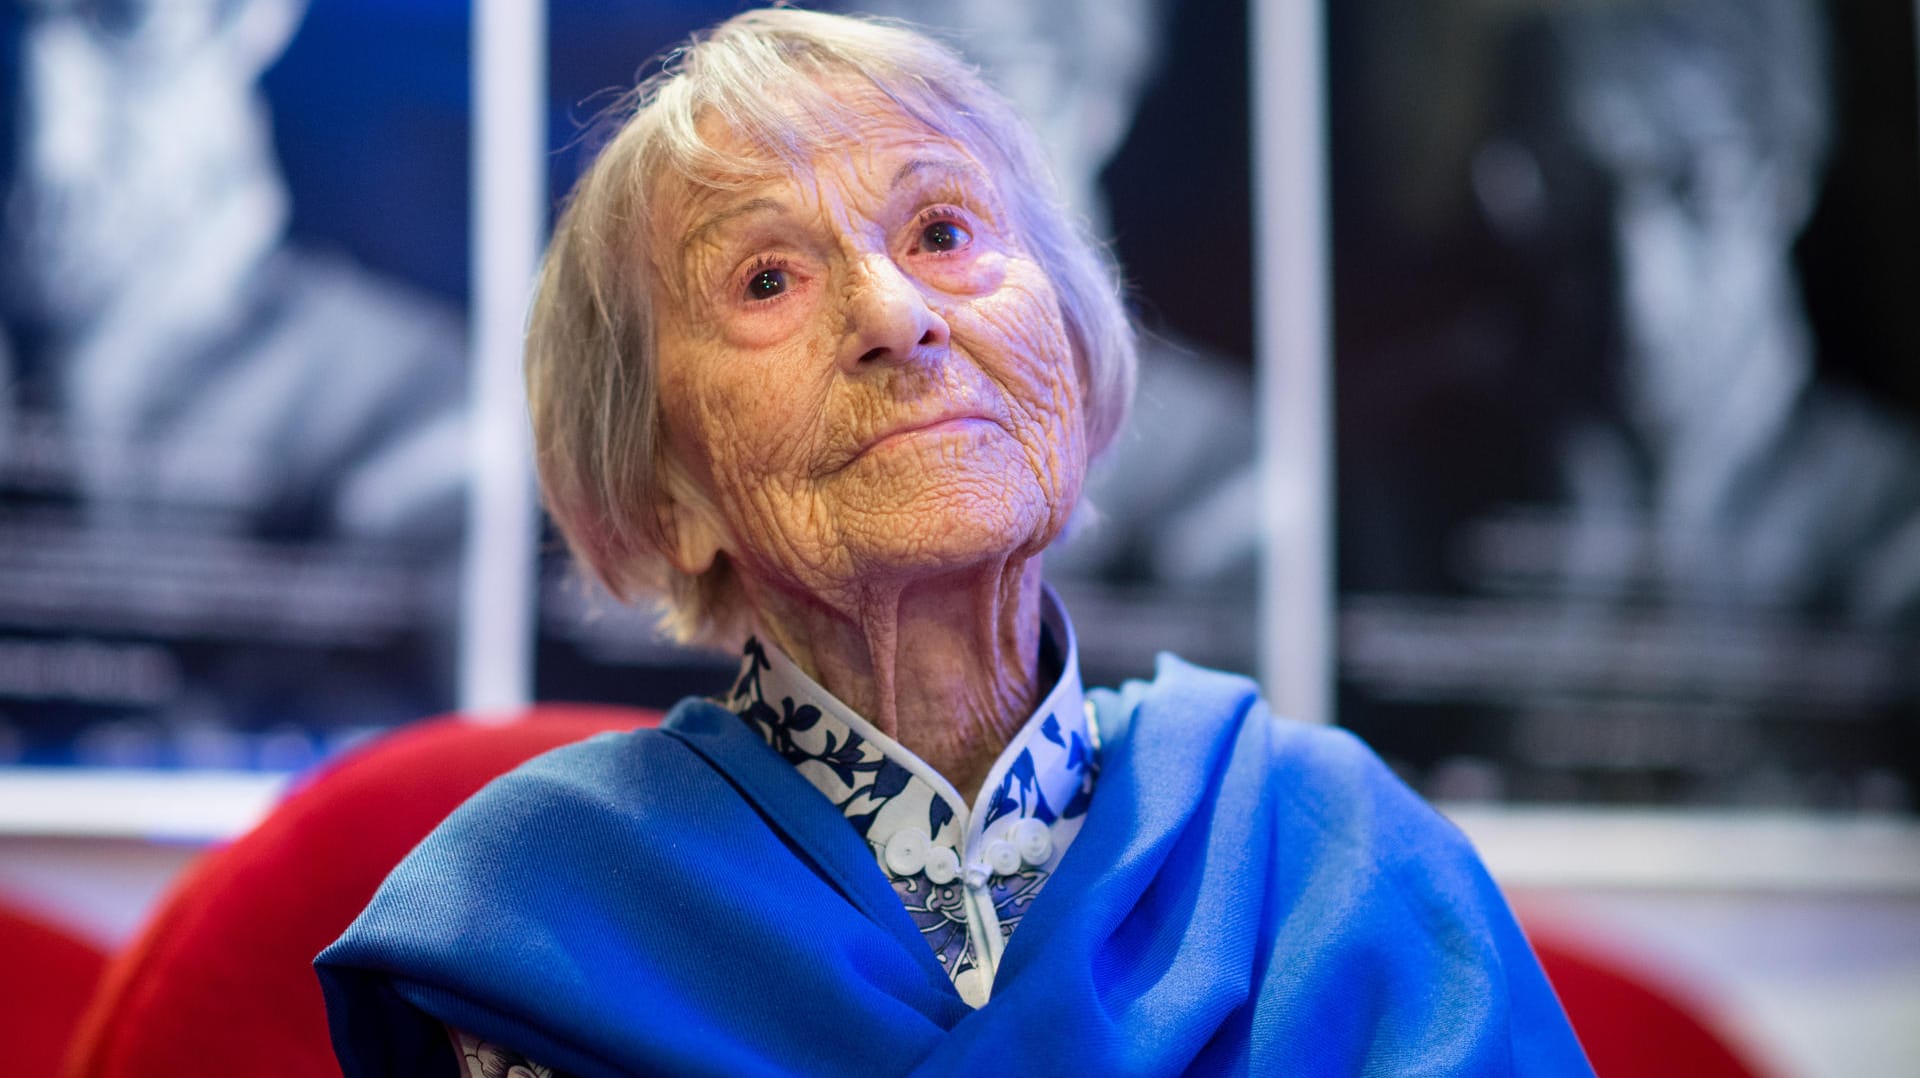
[744,267,789,301]
[919,220,971,253]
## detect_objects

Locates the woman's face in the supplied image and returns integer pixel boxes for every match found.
[649,89,1086,612]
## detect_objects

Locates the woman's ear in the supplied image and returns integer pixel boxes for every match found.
[654,468,726,577]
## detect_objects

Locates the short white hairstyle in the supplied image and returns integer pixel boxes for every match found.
[526,6,1137,646]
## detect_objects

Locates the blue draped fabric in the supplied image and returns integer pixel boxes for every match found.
[317,655,1593,1076]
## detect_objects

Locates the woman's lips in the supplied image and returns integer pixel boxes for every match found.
[868,415,991,449]
[834,414,995,471]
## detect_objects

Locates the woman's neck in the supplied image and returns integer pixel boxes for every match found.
[746,557,1044,801]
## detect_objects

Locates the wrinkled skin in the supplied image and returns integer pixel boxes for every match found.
[650,90,1088,797]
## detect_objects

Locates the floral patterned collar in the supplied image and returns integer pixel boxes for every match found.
[721,587,1097,1008]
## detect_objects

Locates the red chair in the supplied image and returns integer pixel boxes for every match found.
[1526,918,1776,1078]
[0,899,109,1077]
[64,706,658,1078]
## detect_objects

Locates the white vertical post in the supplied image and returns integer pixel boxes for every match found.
[1250,0,1334,723]
[459,0,547,717]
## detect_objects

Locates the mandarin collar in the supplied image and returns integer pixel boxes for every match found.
[722,586,1093,878]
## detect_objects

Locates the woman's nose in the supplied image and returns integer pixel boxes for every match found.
[838,254,950,370]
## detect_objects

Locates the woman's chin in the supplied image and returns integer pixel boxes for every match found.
[842,485,1059,582]
[829,442,1061,553]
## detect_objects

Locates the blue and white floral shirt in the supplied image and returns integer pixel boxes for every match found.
[720,588,1098,1008]
[446,593,1097,1075]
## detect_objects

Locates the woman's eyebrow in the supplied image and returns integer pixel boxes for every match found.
[891,156,992,195]
[677,159,990,264]
[680,196,787,256]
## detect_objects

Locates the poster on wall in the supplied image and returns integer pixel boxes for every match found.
[1330,0,1920,811]
[533,0,1262,706]
[0,0,471,770]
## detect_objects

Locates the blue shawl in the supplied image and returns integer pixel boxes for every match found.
[317,656,1592,1076]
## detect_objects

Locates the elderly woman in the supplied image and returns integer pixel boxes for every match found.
[318,9,1588,1076]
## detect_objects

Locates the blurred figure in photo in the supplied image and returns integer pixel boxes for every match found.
[1335,0,1920,809]
[1470,0,1920,624]
[0,0,468,767]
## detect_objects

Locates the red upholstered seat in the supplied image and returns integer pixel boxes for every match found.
[1527,919,1775,1078]
[63,706,659,1078]
[0,899,109,1077]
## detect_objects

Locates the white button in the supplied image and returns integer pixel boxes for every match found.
[924,845,960,885]
[1012,819,1052,865]
[985,838,1021,876]
[963,860,990,889]
[884,829,929,877]
[954,967,990,1008]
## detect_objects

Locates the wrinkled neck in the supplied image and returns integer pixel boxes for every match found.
[746,556,1044,800]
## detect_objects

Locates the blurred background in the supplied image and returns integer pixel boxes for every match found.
[0,0,1916,1074]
